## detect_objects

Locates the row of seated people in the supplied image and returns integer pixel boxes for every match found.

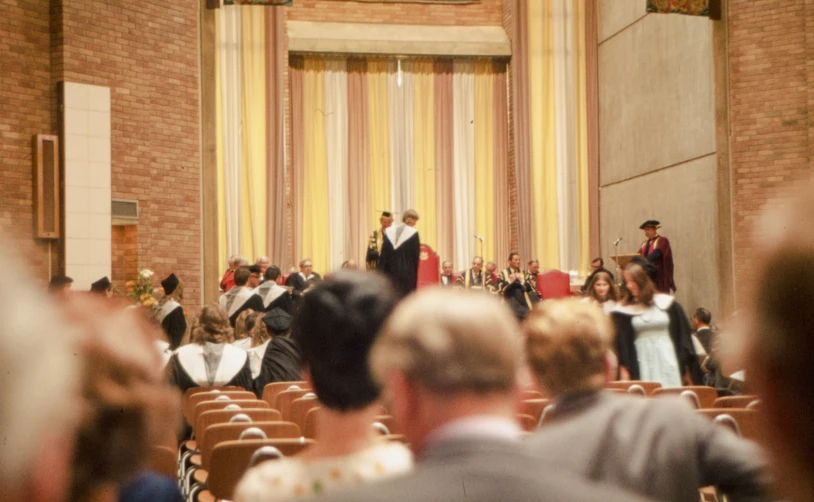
[165,271,772,502]
[3,247,802,502]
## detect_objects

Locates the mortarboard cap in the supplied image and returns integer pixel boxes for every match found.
[90,276,112,293]
[630,256,658,283]
[262,308,293,334]
[381,211,392,217]
[161,273,180,295]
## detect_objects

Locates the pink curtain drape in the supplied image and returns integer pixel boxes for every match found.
[289,56,305,270]
[434,59,455,264]
[512,0,533,261]
[265,6,287,268]
[347,57,371,266]
[493,63,510,267]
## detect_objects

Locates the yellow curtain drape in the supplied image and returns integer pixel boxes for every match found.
[413,59,437,250]
[574,0,590,277]
[215,10,227,271]
[368,59,391,229]
[474,61,495,263]
[240,6,267,260]
[302,58,329,272]
[529,0,560,268]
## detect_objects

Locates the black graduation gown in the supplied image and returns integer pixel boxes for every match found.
[167,344,254,394]
[161,307,187,350]
[379,225,420,297]
[265,292,295,315]
[253,336,302,397]
[227,294,265,327]
[285,273,322,300]
[611,297,704,385]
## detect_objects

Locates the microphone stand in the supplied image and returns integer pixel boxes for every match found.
[614,239,622,288]
[475,236,484,262]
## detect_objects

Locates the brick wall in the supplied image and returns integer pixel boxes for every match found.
[111,225,138,292]
[728,0,814,300]
[0,0,202,309]
[55,0,202,309]
[287,0,503,25]
[0,0,57,280]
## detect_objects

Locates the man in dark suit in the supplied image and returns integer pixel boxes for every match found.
[523,298,771,502]
[316,289,650,502]
[692,307,714,354]
[284,258,322,301]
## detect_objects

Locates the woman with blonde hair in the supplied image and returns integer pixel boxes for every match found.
[583,270,619,314]
[610,263,702,388]
[233,308,255,350]
[167,304,253,393]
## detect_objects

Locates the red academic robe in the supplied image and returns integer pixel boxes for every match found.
[638,235,676,293]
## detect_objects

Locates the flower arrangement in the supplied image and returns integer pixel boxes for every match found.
[125,268,164,309]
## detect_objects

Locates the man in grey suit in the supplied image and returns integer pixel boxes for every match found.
[314,289,650,502]
[523,298,771,502]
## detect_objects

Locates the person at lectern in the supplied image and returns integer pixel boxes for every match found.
[379,209,420,298]
[638,220,676,294]
[366,211,394,270]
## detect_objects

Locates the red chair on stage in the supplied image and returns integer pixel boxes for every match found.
[417,244,440,289]
[537,269,571,300]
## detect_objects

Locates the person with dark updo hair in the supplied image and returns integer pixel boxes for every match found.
[235,270,412,501]
[167,304,253,393]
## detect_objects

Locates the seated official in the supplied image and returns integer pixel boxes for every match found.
[219,267,265,327]
[285,259,322,301]
[313,289,649,502]
[236,271,412,501]
[456,256,489,291]
[167,305,253,393]
[498,252,537,320]
[252,308,302,397]
[523,298,771,502]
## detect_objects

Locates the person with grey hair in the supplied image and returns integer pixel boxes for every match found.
[524,298,771,502]
[220,254,239,292]
[378,209,420,297]
[0,249,81,502]
[315,289,650,502]
[284,258,322,301]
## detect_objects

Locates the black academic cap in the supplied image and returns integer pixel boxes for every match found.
[161,273,180,295]
[248,264,262,274]
[639,220,661,229]
[90,276,112,293]
[381,211,392,217]
[262,308,293,334]
[630,256,658,283]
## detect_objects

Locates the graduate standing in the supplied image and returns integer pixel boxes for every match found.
[154,273,186,350]
[379,209,421,297]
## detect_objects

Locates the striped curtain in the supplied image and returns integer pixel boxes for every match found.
[517,0,590,276]
[287,56,509,274]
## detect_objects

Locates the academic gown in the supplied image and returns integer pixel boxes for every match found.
[167,343,254,393]
[639,235,676,293]
[456,269,488,290]
[219,286,265,327]
[366,227,386,270]
[379,224,420,297]
[154,299,186,350]
[611,294,704,385]
[440,274,455,287]
[253,336,302,397]
[254,282,295,315]
[285,272,322,301]
[498,268,537,320]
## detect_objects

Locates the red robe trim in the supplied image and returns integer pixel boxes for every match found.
[638,235,676,293]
